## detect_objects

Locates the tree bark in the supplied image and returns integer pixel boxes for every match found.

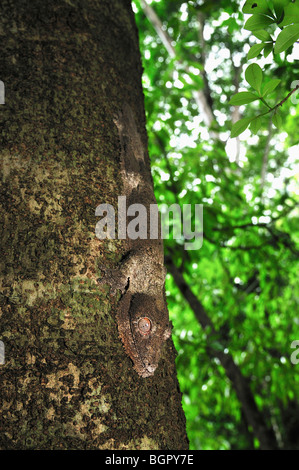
[0,0,188,450]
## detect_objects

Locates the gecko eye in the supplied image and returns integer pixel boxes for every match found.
[137,317,152,335]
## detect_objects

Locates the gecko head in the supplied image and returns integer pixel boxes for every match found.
[129,294,172,378]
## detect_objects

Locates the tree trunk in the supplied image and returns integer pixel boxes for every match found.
[0,0,188,450]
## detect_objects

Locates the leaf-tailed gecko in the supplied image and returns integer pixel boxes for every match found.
[97,104,172,378]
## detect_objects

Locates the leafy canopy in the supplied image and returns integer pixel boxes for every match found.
[134,0,299,450]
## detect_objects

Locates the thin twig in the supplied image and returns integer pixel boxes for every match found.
[275,83,299,110]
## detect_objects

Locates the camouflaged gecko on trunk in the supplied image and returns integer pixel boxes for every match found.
[97,104,172,378]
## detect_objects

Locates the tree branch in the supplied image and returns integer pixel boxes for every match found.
[140,0,176,58]
[203,233,268,251]
[275,83,299,110]
[261,119,273,192]
[140,0,215,128]
[210,220,299,255]
[256,83,299,121]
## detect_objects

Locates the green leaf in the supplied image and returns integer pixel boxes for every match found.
[222,17,240,34]
[244,14,275,31]
[262,78,281,96]
[280,2,299,26]
[252,30,272,41]
[249,115,262,134]
[242,0,272,15]
[263,42,273,57]
[229,91,260,105]
[274,24,299,53]
[245,63,263,93]
[248,43,265,59]
[231,117,253,138]
[273,0,290,22]
[272,111,283,128]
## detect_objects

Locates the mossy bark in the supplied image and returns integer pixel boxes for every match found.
[0,0,188,450]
